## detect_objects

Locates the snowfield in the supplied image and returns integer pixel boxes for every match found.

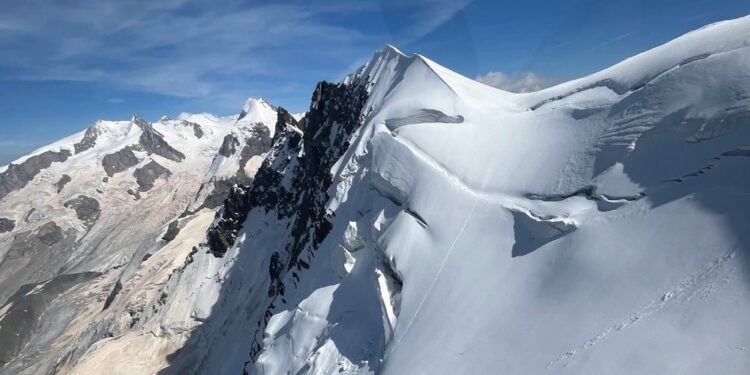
[2,15,750,375]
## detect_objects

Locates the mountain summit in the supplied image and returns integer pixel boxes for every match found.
[2,15,750,375]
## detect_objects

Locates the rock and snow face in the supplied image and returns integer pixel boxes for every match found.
[3,15,750,375]
[141,17,749,375]
[0,100,278,374]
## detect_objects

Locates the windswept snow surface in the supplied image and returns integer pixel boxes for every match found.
[149,17,750,375]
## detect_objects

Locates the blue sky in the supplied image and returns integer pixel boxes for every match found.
[1,0,749,164]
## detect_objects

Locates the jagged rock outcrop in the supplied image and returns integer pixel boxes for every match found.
[246,80,368,361]
[237,123,273,181]
[63,196,101,229]
[161,220,180,242]
[102,146,140,177]
[73,124,99,154]
[0,150,71,200]
[36,221,65,246]
[218,135,240,157]
[183,121,204,138]
[133,116,185,162]
[206,184,251,257]
[134,160,172,192]
[0,218,14,233]
[55,174,71,193]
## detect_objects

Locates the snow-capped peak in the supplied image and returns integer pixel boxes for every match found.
[238,97,276,121]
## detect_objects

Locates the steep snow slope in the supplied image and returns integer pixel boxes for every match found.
[123,16,750,375]
[5,15,750,375]
[0,100,278,374]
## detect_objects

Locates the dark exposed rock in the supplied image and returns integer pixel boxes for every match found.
[0,272,100,364]
[188,122,204,138]
[270,81,368,269]
[133,116,185,162]
[237,124,273,180]
[268,252,285,297]
[134,160,172,192]
[55,174,72,193]
[102,146,140,177]
[187,124,274,213]
[196,79,369,367]
[64,195,101,229]
[253,81,368,363]
[219,134,240,157]
[101,117,186,176]
[74,124,99,154]
[102,280,123,310]
[245,109,304,218]
[210,80,366,268]
[127,188,141,200]
[0,149,71,200]
[37,221,64,246]
[0,218,14,233]
[24,208,35,223]
[206,184,251,257]
[103,177,109,183]
[162,220,180,242]
[202,179,244,209]
[205,109,302,258]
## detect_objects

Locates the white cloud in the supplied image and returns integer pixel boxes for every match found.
[598,31,635,47]
[0,0,479,112]
[0,1,375,109]
[475,71,559,93]
[384,0,475,43]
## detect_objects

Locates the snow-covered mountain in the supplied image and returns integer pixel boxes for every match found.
[3,15,750,375]
[0,98,280,374]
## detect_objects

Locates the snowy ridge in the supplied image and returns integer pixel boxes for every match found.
[146,15,749,375]
[521,15,750,110]
[2,15,750,375]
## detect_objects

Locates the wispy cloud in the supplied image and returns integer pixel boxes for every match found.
[598,31,635,47]
[475,71,559,93]
[380,0,475,43]
[0,1,376,109]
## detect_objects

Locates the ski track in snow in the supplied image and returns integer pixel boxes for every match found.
[546,250,739,370]
[389,197,479,356]
[383,126,586,356]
